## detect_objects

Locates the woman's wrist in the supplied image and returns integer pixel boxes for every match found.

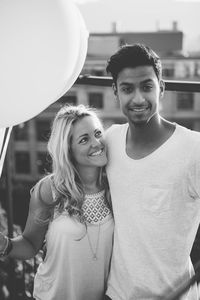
[0,235,13,257]
[0,234,7,251]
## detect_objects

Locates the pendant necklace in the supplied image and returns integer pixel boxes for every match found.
[86,222,101,261]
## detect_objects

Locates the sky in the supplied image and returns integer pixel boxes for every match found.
[74,0,200,51]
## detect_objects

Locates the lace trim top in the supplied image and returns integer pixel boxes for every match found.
[82,190,111,224]
[49,177,111,224]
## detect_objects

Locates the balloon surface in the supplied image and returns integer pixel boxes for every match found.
[0,0,88,127]
[58,8,89,99]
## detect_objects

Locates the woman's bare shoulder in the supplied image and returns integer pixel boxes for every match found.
[31,175,54,206]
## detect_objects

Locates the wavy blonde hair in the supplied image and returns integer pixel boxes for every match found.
[47,104,110,219]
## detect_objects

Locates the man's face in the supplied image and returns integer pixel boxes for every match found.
[113,66,164,126]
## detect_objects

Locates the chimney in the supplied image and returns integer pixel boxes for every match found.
[111,21,117,33]
[172,21,178,31]
[156,20,160,31]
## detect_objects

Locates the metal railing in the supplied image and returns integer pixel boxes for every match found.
[76,75,200,92]
[2,76,200,300]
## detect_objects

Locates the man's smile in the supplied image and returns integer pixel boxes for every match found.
[128,105,150,113]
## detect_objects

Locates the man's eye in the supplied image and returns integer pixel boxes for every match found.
[143,85,152,92]
[121,87,132,93]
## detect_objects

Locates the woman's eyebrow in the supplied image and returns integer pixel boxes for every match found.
[76,133,88,140]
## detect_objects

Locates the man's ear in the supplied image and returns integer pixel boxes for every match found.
[112,83,117,96]
[160,80,165,98]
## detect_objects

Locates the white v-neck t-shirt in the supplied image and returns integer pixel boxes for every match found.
[106,123,200,300]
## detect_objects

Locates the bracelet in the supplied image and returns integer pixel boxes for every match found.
[0,236,13,257]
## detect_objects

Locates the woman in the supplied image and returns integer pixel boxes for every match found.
[0,104,114,300]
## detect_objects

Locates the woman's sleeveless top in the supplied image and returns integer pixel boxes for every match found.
[33,179,114,300]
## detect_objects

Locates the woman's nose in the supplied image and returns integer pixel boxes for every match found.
[91,137,101,147]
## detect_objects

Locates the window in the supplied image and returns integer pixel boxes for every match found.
[36,120,51,142]
[162,68,174,78]
[92,70,104,76]
[176,120,194,130]
[176,92,194,110]
[162,62,175,78]
[13,123,28,141]
[194,63,200,77]
[37,152,51,175]
[58,94,77,105]
[119,38,126,46]
[15,152,30,174]
[88,92,103,109]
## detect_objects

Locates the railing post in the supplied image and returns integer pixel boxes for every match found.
[5,136,15,300]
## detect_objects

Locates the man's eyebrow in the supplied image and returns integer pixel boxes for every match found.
[119,79,154,86]
[141,79,154,84]
[119,82,133,87]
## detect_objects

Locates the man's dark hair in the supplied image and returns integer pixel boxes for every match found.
[106,43,162,84]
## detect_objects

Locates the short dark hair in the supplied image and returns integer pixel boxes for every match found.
[106,43,162,84]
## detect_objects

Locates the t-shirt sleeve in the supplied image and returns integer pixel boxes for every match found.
[188,143,200,199]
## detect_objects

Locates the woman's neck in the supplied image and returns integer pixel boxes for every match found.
[78,167,102,194]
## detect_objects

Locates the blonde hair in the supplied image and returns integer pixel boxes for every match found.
[47,104,110,219]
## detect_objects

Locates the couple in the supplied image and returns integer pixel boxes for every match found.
[1,43,200,300]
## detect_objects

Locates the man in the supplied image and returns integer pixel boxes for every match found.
[104,44,200,300]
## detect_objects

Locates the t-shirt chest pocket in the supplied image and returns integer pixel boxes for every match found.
[141,184,173,214]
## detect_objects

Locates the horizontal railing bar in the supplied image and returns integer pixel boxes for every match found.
[165,80,200,93]
[76,75,200,93]
[76,75,112,87]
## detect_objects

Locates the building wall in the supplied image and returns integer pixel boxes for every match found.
[89,30,183,56]
[1,30,200,228]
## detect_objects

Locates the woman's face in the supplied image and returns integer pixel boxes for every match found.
[70,116,107,170]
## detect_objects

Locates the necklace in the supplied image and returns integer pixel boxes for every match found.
[86,222,101,260]
[83,189,109,261]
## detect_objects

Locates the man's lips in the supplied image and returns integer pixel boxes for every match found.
[128,106,150,112]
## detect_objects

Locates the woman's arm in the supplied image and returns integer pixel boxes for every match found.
[0,177,54,260]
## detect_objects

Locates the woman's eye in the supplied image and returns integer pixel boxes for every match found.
[79,137,88,144]
[95,130,102,138]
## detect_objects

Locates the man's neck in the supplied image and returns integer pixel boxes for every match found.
[128,114,163,143]
[126,115,175,159]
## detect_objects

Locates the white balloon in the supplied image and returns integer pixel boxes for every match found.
[55,6,89,99]
[0,0,88,127]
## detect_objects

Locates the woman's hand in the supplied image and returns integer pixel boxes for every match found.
[0,232,8,253]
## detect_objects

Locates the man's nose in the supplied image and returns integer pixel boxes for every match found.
[132,90,145,105]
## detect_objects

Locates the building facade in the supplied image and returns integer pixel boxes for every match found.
[1,28,200,229]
